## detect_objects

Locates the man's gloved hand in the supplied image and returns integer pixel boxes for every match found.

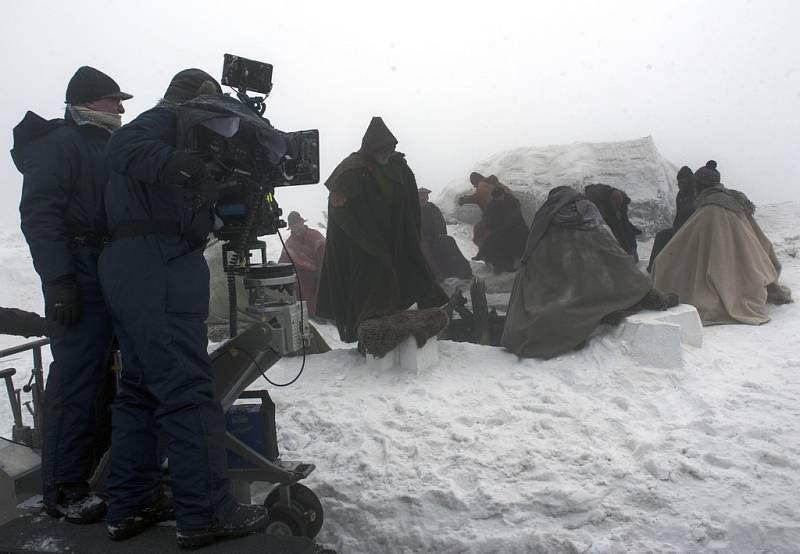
[171,151,219,207]
[20,311,48,337]
[44,275,82,327]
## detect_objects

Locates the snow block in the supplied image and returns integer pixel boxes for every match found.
[612,304,703,368]
[624,304,703,347]
[367,336,440,374]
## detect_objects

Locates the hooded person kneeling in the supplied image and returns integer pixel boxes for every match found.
[501,186,676,359]
[652,160,792,326]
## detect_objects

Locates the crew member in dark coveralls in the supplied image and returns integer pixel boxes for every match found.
[11,66,131,524]
[584,183,642,262]
[317,117,448,343]
[99,69,267,546]
[647,166,696,272]
[418,187,472,280]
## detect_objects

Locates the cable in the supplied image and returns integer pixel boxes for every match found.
[237,226,308,388]
[0,435,38,449]
[237,344,305,388]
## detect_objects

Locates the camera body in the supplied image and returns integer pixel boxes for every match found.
[176,54,320,343]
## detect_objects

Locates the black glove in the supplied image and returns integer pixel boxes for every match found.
[20,311,48,337]
[0,308,48,337]
[171,151,219,207]
[44,275,82,327]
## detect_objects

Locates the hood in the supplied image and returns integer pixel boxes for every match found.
[10,111,66,172]
[360,116,398,155]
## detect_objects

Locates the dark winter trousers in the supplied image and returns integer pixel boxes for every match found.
[41,248,114,508]
[99,238,235,528]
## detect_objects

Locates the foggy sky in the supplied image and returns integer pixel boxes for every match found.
[2,0,798,231]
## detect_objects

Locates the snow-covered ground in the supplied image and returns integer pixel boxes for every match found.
[1,203,799,553]
[258,201,800,553]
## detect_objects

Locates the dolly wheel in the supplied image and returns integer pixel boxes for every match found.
[264,483,324,539]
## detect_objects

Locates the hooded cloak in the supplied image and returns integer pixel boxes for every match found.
[501,187,653,359]
[316,118,447,342]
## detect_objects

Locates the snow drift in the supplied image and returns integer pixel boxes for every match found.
[438,136,679,237]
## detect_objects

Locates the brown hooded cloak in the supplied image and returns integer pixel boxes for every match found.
[316,118,448,342]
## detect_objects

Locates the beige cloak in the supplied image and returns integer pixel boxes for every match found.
[652,190,789,325]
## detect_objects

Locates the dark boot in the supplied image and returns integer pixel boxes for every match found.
[176,503,269,549]
[44,488,107,524]
[107,488,176,541]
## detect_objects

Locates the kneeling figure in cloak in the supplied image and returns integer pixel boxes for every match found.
[502,186,674,359]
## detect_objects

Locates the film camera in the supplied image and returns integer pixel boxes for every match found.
[176,54,320,351]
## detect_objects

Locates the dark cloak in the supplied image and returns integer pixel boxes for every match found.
[420,201,472,280]
[647,172,697,272]
[474,188,529,272]
[501,188,653,359]
[584,184,642,261]
[316,121,447,342]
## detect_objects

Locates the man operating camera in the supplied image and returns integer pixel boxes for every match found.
[99,69,268,547]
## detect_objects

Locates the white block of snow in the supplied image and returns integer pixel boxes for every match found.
[624,304,703,347]
[611,304,703,368]
[366,337,440,374]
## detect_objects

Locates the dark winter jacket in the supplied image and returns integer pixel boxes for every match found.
[104,106,215,261]
[12,110,111,282]
[673,177,697,229]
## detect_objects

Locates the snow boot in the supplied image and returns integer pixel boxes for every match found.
[107,489,176,541]
[176,503,269,549]
[44,489,107,524]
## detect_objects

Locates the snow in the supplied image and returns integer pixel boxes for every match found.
[366,336,440,374]
[610,304,703,369]
[437,137,679,237]
[1,203,799,553]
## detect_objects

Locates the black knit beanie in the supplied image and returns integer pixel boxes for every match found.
[694,160,721,189]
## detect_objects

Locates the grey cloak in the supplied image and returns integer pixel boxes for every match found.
[501,188,653,359]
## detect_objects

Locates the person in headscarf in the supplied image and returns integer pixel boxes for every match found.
[584,184,642,262]
[501,186,676,359]
[418,187,472,280]
[458,172,512,249]
[652,160,792,325]
[278,211,326,316]
[647,166,696,272]
[317,117,448,343]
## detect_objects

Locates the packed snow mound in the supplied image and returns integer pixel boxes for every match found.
[438,136,679,237]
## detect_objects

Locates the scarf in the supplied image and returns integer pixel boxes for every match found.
[696,185,756,216]
[68,105,121,132]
